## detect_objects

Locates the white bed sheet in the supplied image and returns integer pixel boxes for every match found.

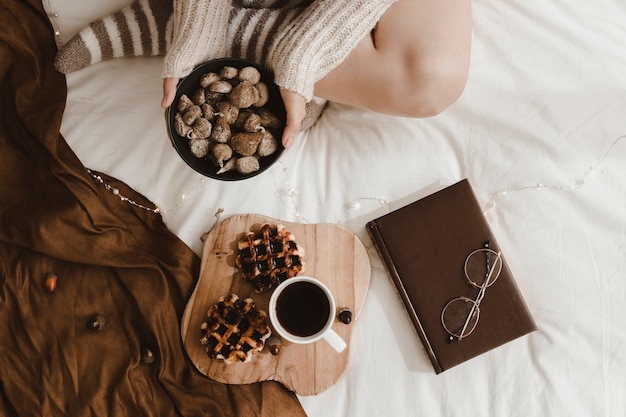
[48,0,626,416]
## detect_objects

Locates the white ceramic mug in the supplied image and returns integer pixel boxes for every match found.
[269,276,346,353]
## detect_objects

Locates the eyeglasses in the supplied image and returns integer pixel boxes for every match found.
[441,241,502,342]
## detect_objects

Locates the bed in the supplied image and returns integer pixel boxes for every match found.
[2,0,625,416]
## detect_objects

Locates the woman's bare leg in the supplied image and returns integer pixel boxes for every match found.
[314,0,472,117]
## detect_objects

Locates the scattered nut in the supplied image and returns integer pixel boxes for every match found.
[141,346,157,364]
[337,308,353,325]
[44,272,57,293]
[87,314,106,331]
[266,335,281,356]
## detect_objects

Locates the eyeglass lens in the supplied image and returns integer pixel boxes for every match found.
[465,248,502,288]
[442,246,503,341]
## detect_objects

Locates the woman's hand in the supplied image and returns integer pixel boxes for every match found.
[161,77,179,109]
[279,88,306,149]
[162,78,306,150]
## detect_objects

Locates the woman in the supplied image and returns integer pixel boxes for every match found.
[160,0,472,149]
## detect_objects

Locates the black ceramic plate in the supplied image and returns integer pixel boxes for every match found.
[167,58,286,181]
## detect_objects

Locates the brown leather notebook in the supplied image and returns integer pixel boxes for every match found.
[366,179,537,373]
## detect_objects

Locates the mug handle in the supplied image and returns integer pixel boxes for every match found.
[323,328,347,352]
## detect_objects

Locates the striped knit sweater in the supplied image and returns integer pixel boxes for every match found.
[54,0,397,102]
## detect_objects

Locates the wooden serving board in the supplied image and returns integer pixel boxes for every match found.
[181,214,371,396]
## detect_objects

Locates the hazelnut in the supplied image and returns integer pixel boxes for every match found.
[253,82,269,107]
[44,272,57,293]
[236,156,260,174]
[256,131,278,157]
[258,108,282,128]
[231,132,263,156]
[192,88,207,105]
[243,113,263,133]
[177,94,193,112]
[217,101,239,125]
[238,66,261,84]
[210,116,231,143]
[188,117,212,140]
[174,113,192,137]
[182,105,202,126]
[209,80,233,94]
[204,91,226,105]
[189,139,210,158]
[212,143,233,167]
[234,109,254,129]
[201,103,216,121]
[199,72,221,88]
[220,66,239,79]
[230,81,259,109]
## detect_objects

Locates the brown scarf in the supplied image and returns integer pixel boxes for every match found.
[0,1,306,415]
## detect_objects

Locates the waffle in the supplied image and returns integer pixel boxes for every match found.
[200,294,271,364]
[236,223,306,292]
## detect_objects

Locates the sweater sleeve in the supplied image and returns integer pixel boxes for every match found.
[267,0,398,101]
[162,0,231,79]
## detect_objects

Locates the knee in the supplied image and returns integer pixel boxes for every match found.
[387,53,470,118]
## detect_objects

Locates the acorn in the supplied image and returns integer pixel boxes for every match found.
[44,272,57,293]
[267,335,281,356]
[87,314,106,331]
[337,308,353,325]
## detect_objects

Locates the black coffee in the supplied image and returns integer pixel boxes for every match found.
[276,281,331,337]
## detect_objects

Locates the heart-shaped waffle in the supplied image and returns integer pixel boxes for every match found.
[236,223,305,292]
[200,294,271,364]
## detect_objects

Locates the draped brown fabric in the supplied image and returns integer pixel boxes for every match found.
[0,1,306,416]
